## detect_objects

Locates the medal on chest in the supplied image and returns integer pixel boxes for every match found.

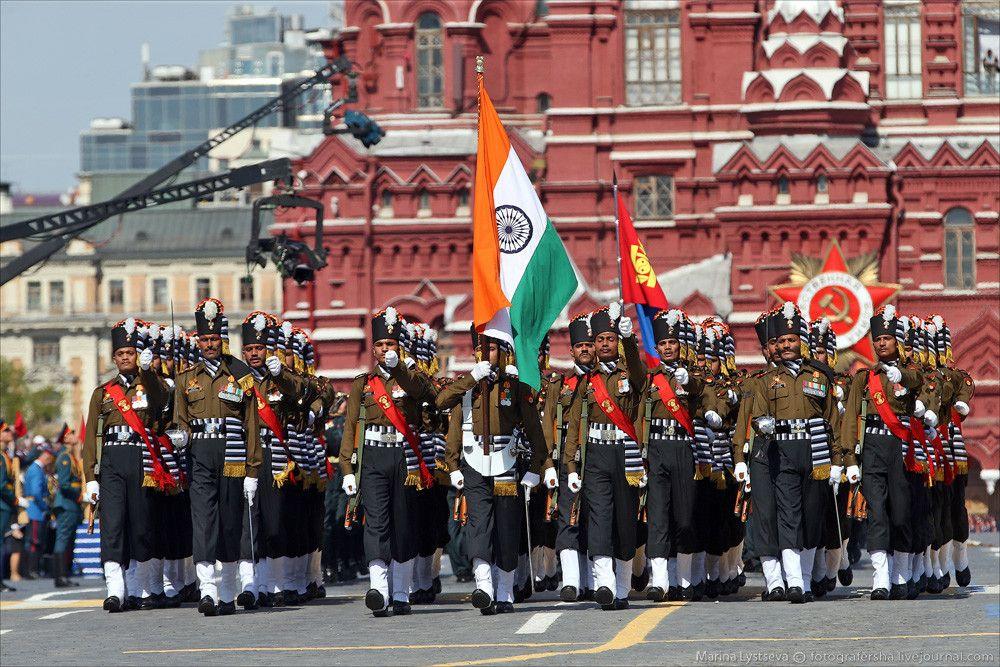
[617,377,630,395]
[892,382,907,397]
[186,378,201,395]
[218,375,244,402]
[391,386,406,400]
[500,381,512,407]
[802,372,827,399]
[130,384,148,410]
[267,389,283,403]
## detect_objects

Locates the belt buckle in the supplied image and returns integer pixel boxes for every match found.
[381,432,395,444]
[117,431,129,442]
[791,423,806,435]
[666,423,676,437]
[206,423,220,435]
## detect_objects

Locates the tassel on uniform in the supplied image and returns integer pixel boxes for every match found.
[223,461,246,478]
[811,463,832,481]
[625,470,645,487]
[956,461,968,475]
[142,473,157,488]
[493,481,518,496]
[273,460,296,488]
[712,471,727,489]
[405,471,425,489]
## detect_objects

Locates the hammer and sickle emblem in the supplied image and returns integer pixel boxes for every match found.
[630,243,657,288]
[818,287,854,324]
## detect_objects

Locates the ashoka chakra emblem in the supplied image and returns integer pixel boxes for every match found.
[496,205,532,254]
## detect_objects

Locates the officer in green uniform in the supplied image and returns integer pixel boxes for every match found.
[53,433,84,587]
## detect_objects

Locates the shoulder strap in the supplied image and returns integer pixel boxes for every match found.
[587,374,638,442]
[104,381,176,492]
[650,373,695,437]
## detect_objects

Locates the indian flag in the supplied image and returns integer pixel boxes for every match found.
[472,71,577,390]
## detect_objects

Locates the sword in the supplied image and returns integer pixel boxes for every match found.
[246,493,257,581]
[832,483,844,547]
[524,489,535,595]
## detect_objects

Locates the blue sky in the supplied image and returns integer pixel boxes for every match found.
[0,1,332,194]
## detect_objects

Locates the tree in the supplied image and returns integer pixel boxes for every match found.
[0,357,63,432]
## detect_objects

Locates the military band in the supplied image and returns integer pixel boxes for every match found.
[79,294,978,615]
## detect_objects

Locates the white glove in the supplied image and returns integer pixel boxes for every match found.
[728,389,739,405]
[837,401,845,415]
[883,364,902,384]
[86,481,100,504]
[543,466,558,489]
[833,385,844,400]
[829,465,843,487]
[846,465,860,484]
[734,461,748,482]
[755,416,776,435]
[138,348,154,370]
[567,472,582,493]
[17,497,29,509]
[166,429,189,450]
[471,360,492,382]
[342,473,357,496]
[923,410,938,428]
[243,477,258,505]
[265,355,282,377]
[404,356,416,369]
[383,349,399,369]
[673,367,689,386]
[618,316,634,337]
[954,401,970,417]
[705,410,723,429]
[521,471,540,489]
[913,399,926,418]
[505,365,519,378]
[450,470,465,490]
[638,473,648,489]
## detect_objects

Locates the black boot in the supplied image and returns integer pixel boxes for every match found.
[24,551,40,580]
[53,552,70,588]
[62,552,79,586]
[838,567,853,586]
[955,566,971,587]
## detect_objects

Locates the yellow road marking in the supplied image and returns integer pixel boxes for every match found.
[124,641,596,655]
[434,602,685,667]
[0,599,105,610]
[643,631,1000,644]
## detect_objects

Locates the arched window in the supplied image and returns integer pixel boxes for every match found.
[417,189,431,217]
[536,93,551,113]
[416,13,443,109]
[944,207,975,289]
[777,175,790,194]
[380,190,394,217]
[817,174,828,193]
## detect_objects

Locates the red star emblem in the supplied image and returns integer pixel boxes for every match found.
[770,241,899,363]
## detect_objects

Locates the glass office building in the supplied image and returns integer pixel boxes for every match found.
[80,6,330,175]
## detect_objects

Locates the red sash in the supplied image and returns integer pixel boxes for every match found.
[104,381,175,492]
[909,420,933,477]
[867,371,912,442]
[156,435,187,487]
[369,376,434,488]
[564,375,579,393]
[950,407,963,429]
[936,423,955,484]
[253,387,288,446]
[650,372,695,438]
[588,373,639,442]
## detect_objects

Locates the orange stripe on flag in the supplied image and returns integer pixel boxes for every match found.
[472,76,512,330]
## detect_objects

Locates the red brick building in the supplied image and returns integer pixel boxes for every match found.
[277,1,999,495]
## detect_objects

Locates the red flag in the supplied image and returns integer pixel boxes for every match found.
[56,422,71,444]
[13,411,27,438]
[617,192,668,310]
[78,415,86,442]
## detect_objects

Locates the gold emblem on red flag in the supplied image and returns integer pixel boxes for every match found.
[630,243,657,288]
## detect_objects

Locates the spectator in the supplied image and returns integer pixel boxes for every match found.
[53,432,83,587]
[22,442,56,580]
[1,420,28,591]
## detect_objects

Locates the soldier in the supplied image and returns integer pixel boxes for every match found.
[53,430,84,588]
[436,329,547,615]
[641,310,718,602]
[83,318,170,612]
[841,305,933,600]
[1,421,27,592]
[563,303,646,611]
[542,313,595,602]
[173,299,261,616]
[737,303,839,604]
[339,307,436,617]
[525,335,558,596]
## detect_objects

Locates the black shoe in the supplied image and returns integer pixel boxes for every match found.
[682,585,703,602]
[513,585,526,603]
[365,589,387,612]
[479,603,497,616]
[103,596,123,613]
[258,592,273,608]
[926,576,944,594]
[826,576,837,593]
[917,574,927,594]
[871,587,889,600]
[646,586,665,602]
[54,577,72,588]
[305,582,318,600]
[217,601,235,616]
[373,607,393,618]
[811,580,827,598]
[667,586,682,601]
[411,588,427,604]
[282,590,300,605]
[123,595,139,611]
[139,595,158,610]
[594,586,615,606]
[560,585,578,602]
[495,601,514,614]
[391,601,412,615]
[705,579,719,599]
[1,581,16,592]
[693,582,705,601]
[162,594,182,608]
[183,583,200,603]
[940,573,951,591]
[762,587,785,602]
[546,575,558,592]
[582,589,595,601]
[955,567,971,587]
[632,568,649,592]
[432,576,442,594]
[889,584,907,600]
[471,588,493,610]
[737,572,746,587]
[237,591,257,610]
[272,591,285,607]
[198,596,217,616]
[315,585,326,599]
[613,598,630,610]
[906,581,919,600]
[838,567,853,586]
[787,586,804,604]
[803,591,815,603]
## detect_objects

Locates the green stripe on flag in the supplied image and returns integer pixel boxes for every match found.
[509,221,578,390]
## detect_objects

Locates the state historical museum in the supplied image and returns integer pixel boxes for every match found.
[277,1,999,498]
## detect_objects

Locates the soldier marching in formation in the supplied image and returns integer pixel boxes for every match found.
[79,294,978,615]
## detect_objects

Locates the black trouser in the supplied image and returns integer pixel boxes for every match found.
[258,447,288,559]
[446,486,471,576]
[771,437,824,552]
[747,437,778,557]
[323,467,347,568]
[189,438,246,563]
[584,442,640,561]
[861,434,912,553]
[460,461,523,572]
[99,445,154,565]
[360,445,414,564]
[950,474,969,542]
[556,469,586,553]
[646,437,697,558]
[907,471,931,554]
[528,485,556,551]
[151,491,192,560]
[929,483,953,549]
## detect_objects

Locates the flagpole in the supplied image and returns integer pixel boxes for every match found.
[612,171,624,308]
[476,54,491,460]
